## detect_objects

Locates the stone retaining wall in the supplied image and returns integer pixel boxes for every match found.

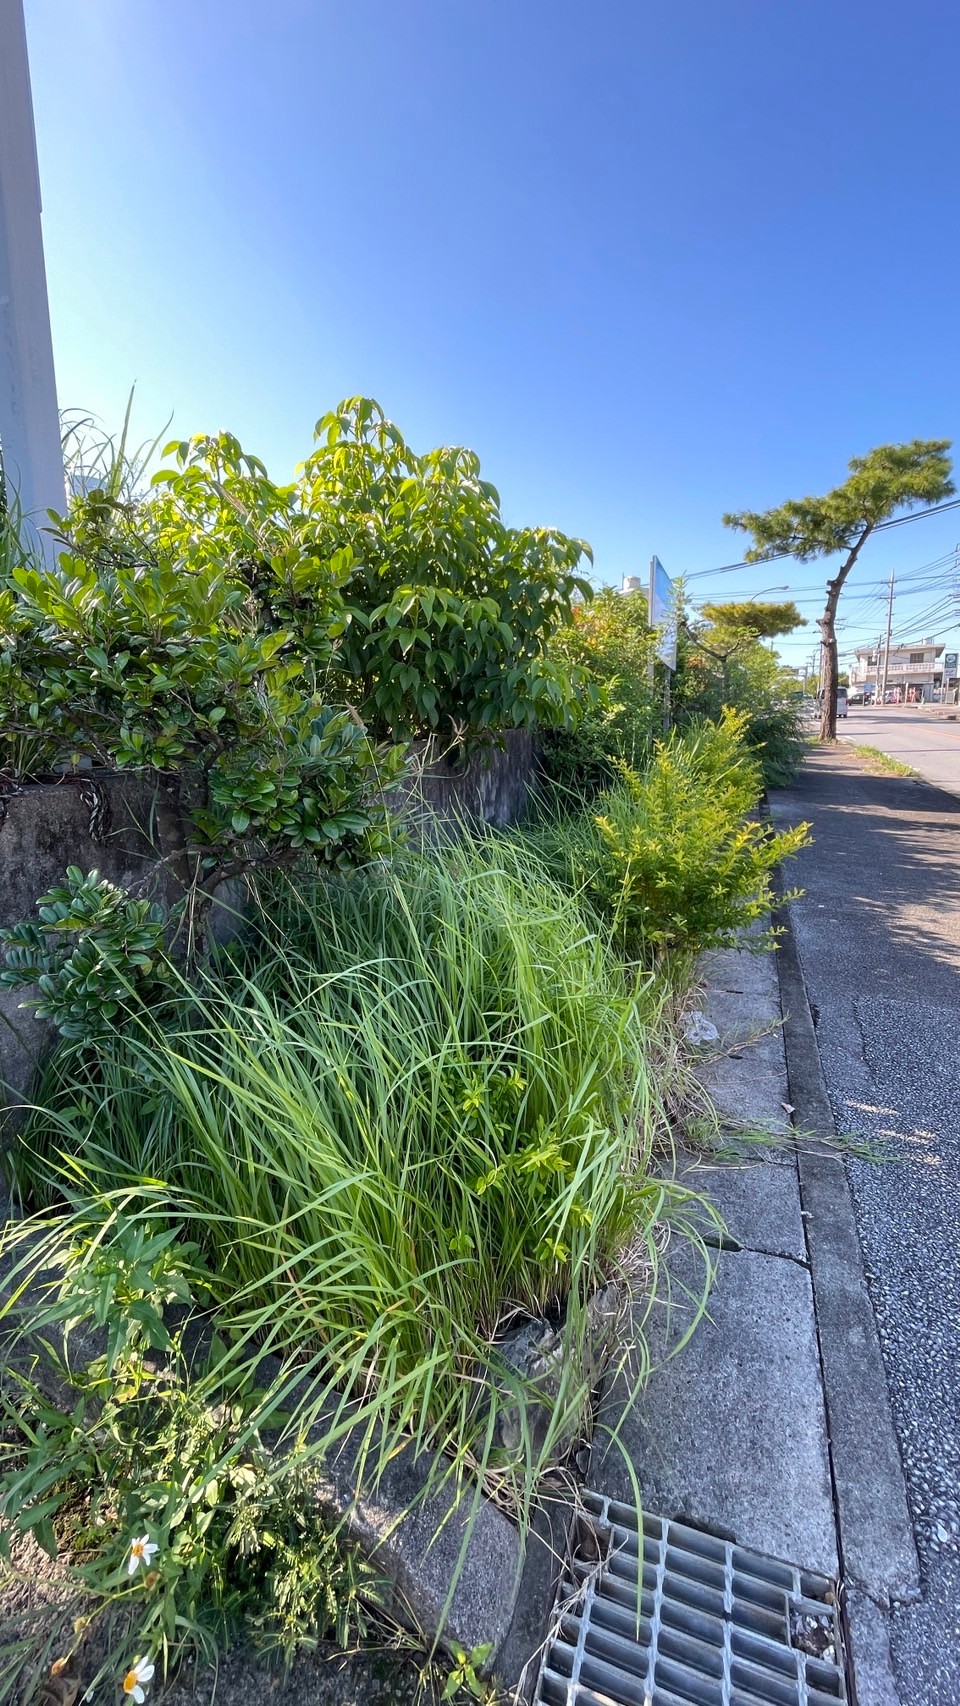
[0,774,187,1116]
[391,729,537,832]
[0,734,538,1119]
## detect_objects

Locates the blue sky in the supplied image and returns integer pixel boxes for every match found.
[23,0,960,672]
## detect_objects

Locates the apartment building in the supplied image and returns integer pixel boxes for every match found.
[849,639,946,702]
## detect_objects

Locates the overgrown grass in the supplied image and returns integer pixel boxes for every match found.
[849,743,918,777]
[1,835,716,1693]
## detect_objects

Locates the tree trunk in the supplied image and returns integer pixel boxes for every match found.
[817,525,873,741]
[818,585,842,741]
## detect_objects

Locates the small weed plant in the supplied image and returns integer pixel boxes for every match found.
[0,1210,371,1702]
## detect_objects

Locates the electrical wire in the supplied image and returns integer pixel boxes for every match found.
[697,548,960,612]
[685,499,960,582]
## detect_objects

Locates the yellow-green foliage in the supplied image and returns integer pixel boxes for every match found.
[542,710,811,957]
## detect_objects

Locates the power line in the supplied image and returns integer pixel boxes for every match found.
[685,499,960,582]
[887,599,959,646]
[696,547,960,608]
[837,597,959,653]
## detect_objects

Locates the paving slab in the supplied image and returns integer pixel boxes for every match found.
[597,1244,838,1579]
[700,1050,793,1132]
[695,943,793,1135]
[700,941,783,1000]
[596,939,830,1572]
[684,1155,807,1260]
[589,908,918,1702]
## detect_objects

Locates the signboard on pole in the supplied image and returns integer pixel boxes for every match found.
[944,652,958,675]
[649,556,677,669]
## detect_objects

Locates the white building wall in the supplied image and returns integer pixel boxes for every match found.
[0,0,64,560]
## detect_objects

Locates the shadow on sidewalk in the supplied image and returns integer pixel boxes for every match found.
[772,749,960,1006]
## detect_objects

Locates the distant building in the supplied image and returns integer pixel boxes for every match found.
[849,639,946,702]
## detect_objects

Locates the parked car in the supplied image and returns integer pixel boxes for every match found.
[847,691,865,706]
[836,691,848,718]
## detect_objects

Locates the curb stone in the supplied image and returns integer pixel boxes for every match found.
[774,886,919,1705]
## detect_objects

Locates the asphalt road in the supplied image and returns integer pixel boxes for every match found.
[771,746,960,1704]
[839,704,960,796]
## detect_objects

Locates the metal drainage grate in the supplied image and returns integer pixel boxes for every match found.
[536,1490,847,1706]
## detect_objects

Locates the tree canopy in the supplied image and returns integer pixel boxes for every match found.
[723,441,954,560]
[699,599,806,641]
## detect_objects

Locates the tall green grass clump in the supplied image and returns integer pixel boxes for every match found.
[0,836,719,1692]
[8,839,708,1499]
[529,710,811,959]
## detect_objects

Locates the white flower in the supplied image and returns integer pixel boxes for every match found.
[126,1535,159,1577]
[121,1657,155,1701]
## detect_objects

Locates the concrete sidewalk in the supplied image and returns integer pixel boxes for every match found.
[596,927,917,1704]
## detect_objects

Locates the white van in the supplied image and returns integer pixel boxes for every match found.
[836,691,848,719]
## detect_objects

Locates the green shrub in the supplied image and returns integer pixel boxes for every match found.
[0,867,170,1041]
[144,399,594,747]
[673,625,808,787]
[0,474,400,909]
[530,710,811,957]
[0,398,593,922]
[539,587,661,799]
[299,398,594,742]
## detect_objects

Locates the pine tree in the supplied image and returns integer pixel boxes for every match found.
[724,442,954,741]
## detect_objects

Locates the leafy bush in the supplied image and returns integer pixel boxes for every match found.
[673,622,808,787]
[298,398,594,742]
[143,399,594,747]
[539,587,661,799]
[0,398,593,919]
[0,470,400,909]
[530,710,811,957]
[0,867,170,1041]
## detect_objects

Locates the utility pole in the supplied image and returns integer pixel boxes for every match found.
[879,573,895,703]
[0,0,64,563]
